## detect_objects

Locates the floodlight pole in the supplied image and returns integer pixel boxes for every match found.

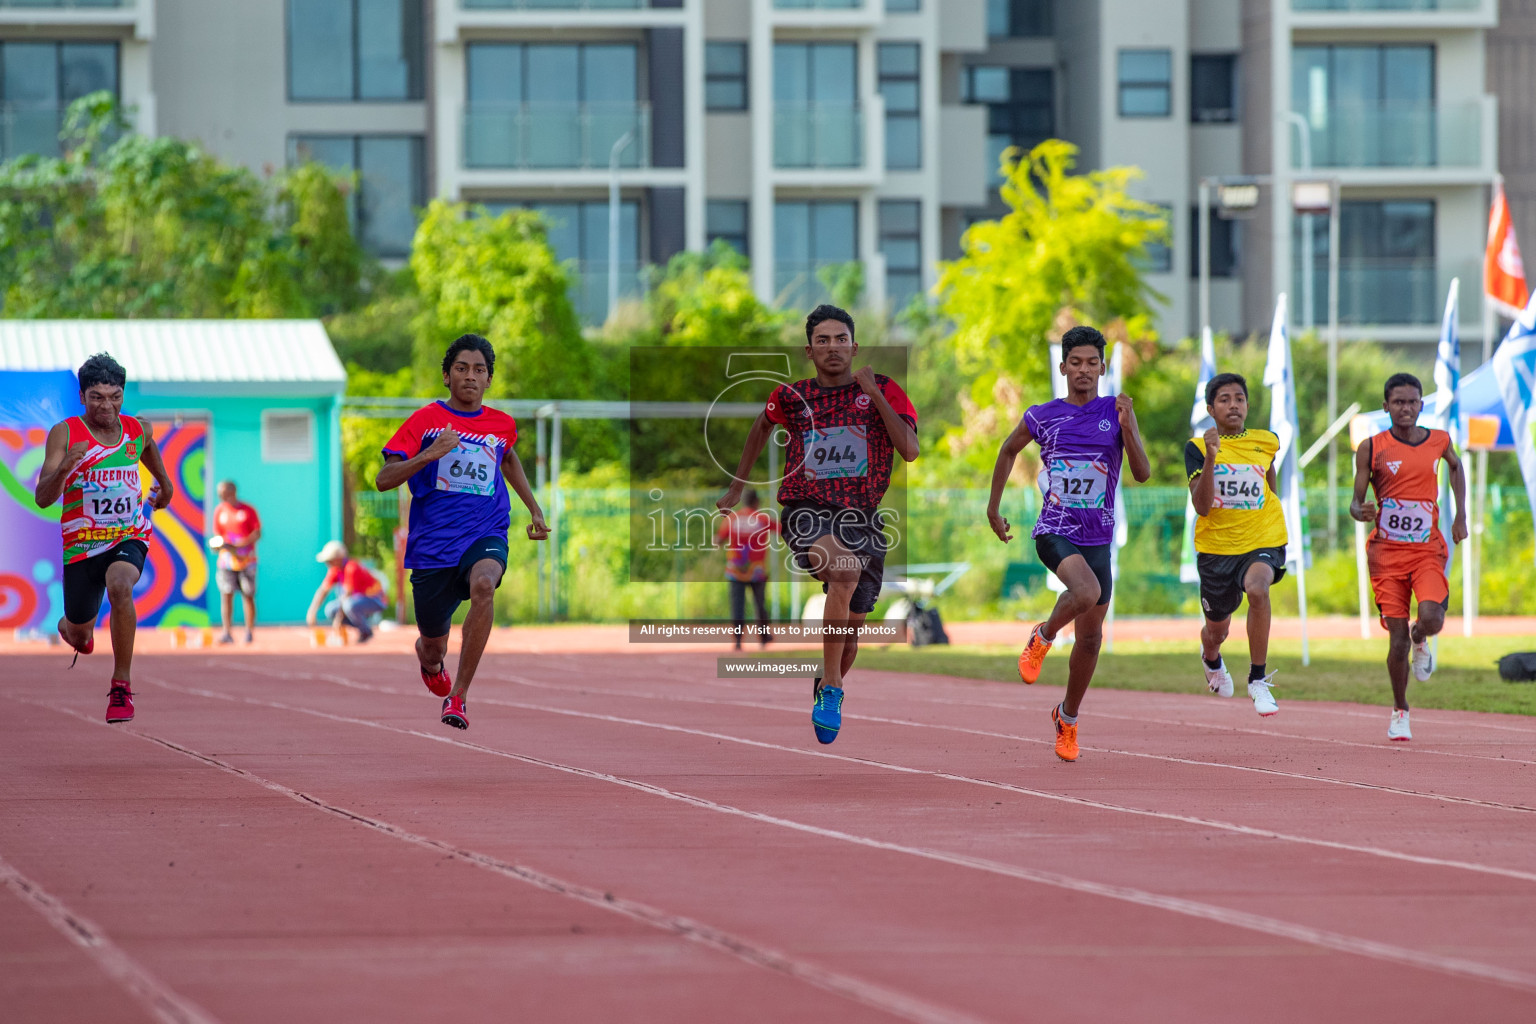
[608,130,636,320]
[1198,178,1212,342]
[1285,112,1315,331]
[1327,179,1341,548]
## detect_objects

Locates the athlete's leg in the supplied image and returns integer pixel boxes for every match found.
[104,559,142,684]
[1200,614,1231,664]
[728,578,746,649]
[1042,554,1101,640]
[1061,602,1110,718]
[416,633,449,673]
[1384,616,1412,711]
[809,533,862,689]
[59,616,94,652]
[240,574,257,640]
[839,611,868,677]
[750,579,770,645]
[450,558,503,699]
[1242,560,1276,669]
[1411,599,1446,643]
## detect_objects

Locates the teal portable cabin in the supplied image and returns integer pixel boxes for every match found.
[0,321,345,626]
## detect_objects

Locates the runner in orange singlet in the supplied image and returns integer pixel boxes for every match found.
[1349,372,1468,742]
[33,353,175,723]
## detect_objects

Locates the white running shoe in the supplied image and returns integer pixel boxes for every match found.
[1203,657,1235,698]
[1247,672,1279,716]
[1411,639,1435,682]
[1388,708,1412,741]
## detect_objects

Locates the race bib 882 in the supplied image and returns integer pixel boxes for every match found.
[1377,498,1435,544]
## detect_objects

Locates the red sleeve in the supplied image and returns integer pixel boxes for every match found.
[246,504,262,531]
[504,414,518,449]
[764,384,788,425]
[383,409,426,460]
[212,507,230,535]
[881,378,917,426]
[322,565,341,588]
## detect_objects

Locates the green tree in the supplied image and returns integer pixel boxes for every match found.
[637,241,791,347]
[0,93,368,318]
[934,139,1167,395]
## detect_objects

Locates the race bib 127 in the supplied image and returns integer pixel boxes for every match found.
[435,438,498,496]
[1377,498,1435,544]
[1212,463,1266,511]
[1048,458,1109,509]
[801,425,869,480]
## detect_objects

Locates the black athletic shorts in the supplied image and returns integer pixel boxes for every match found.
[1034,534,1112,606]
[1197,546,1287,621]
[410,535,508,638]
[63,540,148,625]
[781,502,888,616]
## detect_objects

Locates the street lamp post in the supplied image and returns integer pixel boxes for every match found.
[608,130,636,321]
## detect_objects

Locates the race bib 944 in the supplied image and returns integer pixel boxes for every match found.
[801,425,869,480]
[1377,498,1435,544]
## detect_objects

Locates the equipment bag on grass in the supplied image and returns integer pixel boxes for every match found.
[1497,652,1536,682]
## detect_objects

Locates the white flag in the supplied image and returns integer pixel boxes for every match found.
[1263,294,1308,568]
[1492,291,1536,563]
[1432,279,1461,572]
[1180,327,1218,583]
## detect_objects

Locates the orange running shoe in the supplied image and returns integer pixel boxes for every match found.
[1051,705,1079,762]
[1017,624,1052,684]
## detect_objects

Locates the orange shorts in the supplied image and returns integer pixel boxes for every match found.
[1367,543,1448,625]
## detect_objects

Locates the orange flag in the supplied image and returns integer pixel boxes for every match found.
[1485,181,1529,318]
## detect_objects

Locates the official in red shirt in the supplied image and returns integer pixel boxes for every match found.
[212,480,262,644]
[715,488,779,650]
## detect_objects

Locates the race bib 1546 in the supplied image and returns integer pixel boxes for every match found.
[1048,458,1109,509]
[1212,463,1266,511]
[435,439,498,496]
[801,425,869,480]
[1377,498,1435,544]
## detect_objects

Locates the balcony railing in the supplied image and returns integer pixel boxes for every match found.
[460,1,642,9]
[1294,101,1481,170]
[775,1,864,8]
[0,103,65,161]
[1292,1,1480,11]
[774,261,862,310]
[569,260,648,324]
[774,104,862,169]
[0,1,132,7]
[463,102,649,170]
[1294,257,1480,326]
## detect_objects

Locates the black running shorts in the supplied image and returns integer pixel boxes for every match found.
[1034,534,1113,606]
[63,540,148,625]
[1197,546,1286,621]
[781,502,888,616]
[410,535,508,638]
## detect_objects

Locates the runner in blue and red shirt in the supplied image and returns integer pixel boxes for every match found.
[985,326,1151,762]
[376,334,548,730]
[717,304,919,745]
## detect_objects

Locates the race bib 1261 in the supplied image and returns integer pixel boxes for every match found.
[801,424,869,480]
[1048,458,1109,509]
[1212,463,1266,511]
[1377,498,1435,544]
[435,439,498,496]
[83,473,141,528]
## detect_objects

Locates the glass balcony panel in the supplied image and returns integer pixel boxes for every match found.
[569,260,647,325]
[1291,1,1480,11]
[774,1,864,9]
[0,103,63,159]
[774,104,861,169]
[463,102,649,169]
[774,261,863,310]
[460,1,642,10]
[1292,257,1481,326]
[0,2,133,8]
[1295,101,1481,169]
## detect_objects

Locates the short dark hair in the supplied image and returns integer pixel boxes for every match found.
[1205,372,1248,407]
[77,352,126,393]
[1059,325,1106,362]
[442,333,495,378]
[1383,373,1422,401]
[743,488,759,508]
[805,304,855,344]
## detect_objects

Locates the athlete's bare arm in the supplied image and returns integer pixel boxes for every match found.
[1444,442,1469,544]
[137,418,174,510]
[500,446,549,540]
[853,366,919,462]
[376,429,460,492]
[1189,429,1220,516]
[1349,439,1376,522]
[33,421,88,508]
[1116,394,1152,483]
[985,417,1035,542]
[716,412,774,512]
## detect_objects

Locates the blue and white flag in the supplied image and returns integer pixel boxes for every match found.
[1179,327,1218,583]
[1432,279,1461,571]
[1492,290,1536,563]
[1263,294,1309,568]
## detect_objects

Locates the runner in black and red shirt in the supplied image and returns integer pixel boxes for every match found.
[716,305,919,744]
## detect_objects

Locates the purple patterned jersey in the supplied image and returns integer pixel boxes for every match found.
[1024,396,1123,546]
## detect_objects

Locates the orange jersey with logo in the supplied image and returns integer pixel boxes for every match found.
[1366,428,1450,557]
[60,416,154,564]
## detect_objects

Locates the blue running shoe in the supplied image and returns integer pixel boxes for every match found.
[812,681,843,744]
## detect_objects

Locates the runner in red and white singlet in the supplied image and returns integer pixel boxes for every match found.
[33,353,175,724]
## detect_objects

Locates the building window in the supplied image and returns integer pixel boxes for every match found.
[1291,45,1433,168]
[484,199,641,325]
[1190,206,1240,279]
[1118,49,1171,118]
[1296,199,1435,324]
[775,200,858,309]
[289,135,425,258]
[964,65,1052,183]
[288,0,424,102]
[988,0,1052,38]
[774,42,859,168]
[705,42,747,111]
[880,200,922,312]
[0,41,118,159]
[1191,55,1236,124]
[886,0,921,12]
[1136,203,1173,274]
[878,43,921,171]
[707,200,749,256]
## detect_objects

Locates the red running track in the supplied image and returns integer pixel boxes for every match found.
[3,646,1536,1023]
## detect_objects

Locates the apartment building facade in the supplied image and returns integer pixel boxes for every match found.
[0,0,992,324]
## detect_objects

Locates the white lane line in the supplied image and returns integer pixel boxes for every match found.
[12,697,980,1024]
[112,679,1536,996]
[0,852,222,1024]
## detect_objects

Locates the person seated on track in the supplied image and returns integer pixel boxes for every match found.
[985,325,1151,762]
[1350,372,1468,742]
[1186,372,1288,717]
[306,541,388,644]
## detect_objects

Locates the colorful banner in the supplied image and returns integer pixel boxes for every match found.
[131,421,210,629]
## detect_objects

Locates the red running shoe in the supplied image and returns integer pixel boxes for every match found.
[441,695,468,730]
[105,683,134,724]
[60,625,93,668]
[421,663,451,697]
